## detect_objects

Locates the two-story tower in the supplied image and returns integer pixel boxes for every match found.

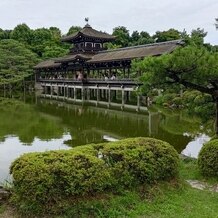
[61,24,115,54]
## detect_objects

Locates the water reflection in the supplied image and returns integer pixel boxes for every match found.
[182,134,210,158]
[0,97,213,183]
[0,134,71,183]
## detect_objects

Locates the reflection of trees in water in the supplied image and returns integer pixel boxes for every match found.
[155,108,213,153]
[0,97,209,152]
[36,99,203,152]
[0,98,64,144]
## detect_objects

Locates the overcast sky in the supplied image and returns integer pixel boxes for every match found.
[0,0,217,44]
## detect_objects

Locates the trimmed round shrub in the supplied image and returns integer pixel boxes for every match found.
[198,139,218,178]
[10,137,179,213]
[97,138,179,186]
[10,150,111,212]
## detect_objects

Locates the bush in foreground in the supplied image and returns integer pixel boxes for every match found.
[10,137,179,214]
[198,139,218,178]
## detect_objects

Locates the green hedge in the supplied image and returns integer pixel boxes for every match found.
[198,139,218,178]
[10,137,179,213]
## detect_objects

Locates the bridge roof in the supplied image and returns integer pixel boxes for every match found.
[34,59,61,70]
[88,40,183,63]
[34,40,183,70]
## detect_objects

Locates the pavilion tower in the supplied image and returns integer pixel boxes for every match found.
[61,24,115,55]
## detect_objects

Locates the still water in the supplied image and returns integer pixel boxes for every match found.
[0,97,212,183]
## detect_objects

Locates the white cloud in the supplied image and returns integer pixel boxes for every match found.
[0,0,217,44]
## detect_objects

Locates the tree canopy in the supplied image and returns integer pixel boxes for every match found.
[135,45,218,94]
[133,45,218,134]
[0,39,38,85]
[153,29,181,42]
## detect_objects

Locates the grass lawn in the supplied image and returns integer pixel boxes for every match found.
[57,182,218,218]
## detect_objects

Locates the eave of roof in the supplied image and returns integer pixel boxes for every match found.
[55,53,94,63]
[61,24,116,42]
[34,59,61,69]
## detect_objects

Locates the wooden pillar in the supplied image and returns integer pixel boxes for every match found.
[50,83,53,98]
[137,95,141,111]
[121,86,125,108]
[63,85,66,99]
[66,85,69,99]
[109,68,112,78]
[123,67,126,78]
[74,86,77,100]
[87,88,90,101]
[81,88,85,101]
[68,87,71,98]
[97,86,100,102]
[148,112,152,136]
[57,85,59,97]
[108,85,111,106]
[129,91,132,102]
[127,67,130,78]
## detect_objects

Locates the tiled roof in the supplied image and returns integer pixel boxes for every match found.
[34,40,183,70]
[55,53,94,63]
[61,24,116,42]
[34,59,61,69]
[88,40,183,63]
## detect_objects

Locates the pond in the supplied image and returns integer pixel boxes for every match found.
[0,96,213,184]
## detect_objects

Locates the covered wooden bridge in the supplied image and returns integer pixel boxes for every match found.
[34,23,182,109]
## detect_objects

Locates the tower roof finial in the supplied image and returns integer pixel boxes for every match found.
[85,17,89,24]
[84,17,91,28]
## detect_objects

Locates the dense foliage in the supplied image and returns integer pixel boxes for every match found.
[134,44,218,134]
[0,24,69,86]
[198,139,218,178]
[154,90,215,120]
[135,45,218,95]
[10,137,179,214]
[0,40,38,85]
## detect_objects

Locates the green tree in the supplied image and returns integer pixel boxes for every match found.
[153,29,181,42]
[0,29,11,40]
[42,45,68,59]
[131,31,140,43]
[49,27,62,43]
[189,28,207,46]
[10,24,32,45]
[130,31,154,46]
[0,39,38,85]
[113,26,130,47]
[31,28,54,57]
[133,45,218,135]
[67,26,82,36]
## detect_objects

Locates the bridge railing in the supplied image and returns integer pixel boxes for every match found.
[38,78,142,85]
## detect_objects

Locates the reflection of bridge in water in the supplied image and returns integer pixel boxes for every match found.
[37,78,147,111]
[37,98,189,152]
